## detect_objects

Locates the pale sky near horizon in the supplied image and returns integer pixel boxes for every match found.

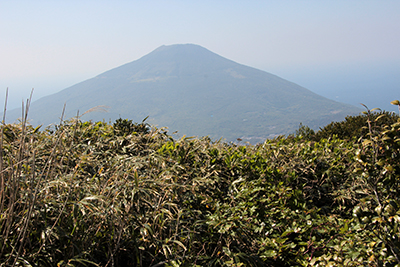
[1,1,399,110]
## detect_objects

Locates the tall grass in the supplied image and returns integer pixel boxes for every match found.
[0,96,399,266]
[0,98,198,265]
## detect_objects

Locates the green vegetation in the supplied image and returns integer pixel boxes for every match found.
[1,102,400,266]
[313,108,400,142]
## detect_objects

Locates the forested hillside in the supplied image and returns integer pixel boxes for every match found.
[0,102,399,266]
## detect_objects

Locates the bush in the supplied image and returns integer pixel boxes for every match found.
[113,117,150,136]
[1,102,400,266]
[314,110,399,141]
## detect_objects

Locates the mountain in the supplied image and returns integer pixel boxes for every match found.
[5,44,361,142]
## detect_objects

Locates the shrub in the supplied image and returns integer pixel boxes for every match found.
[314,110,399,141]
[1,101,400,266]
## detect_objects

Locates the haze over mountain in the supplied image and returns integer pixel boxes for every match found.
[5,44,361,142]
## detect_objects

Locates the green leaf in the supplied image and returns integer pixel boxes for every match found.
[162,244,171,257]
[363,139,373,146]
[374,114,386,122]
[381,136,392,141]
[340,221,349,234]
[33,124,42,133]
[391,100,400,105]
[263,250,277,258]
[172,240,187,251]
[134,169,139,187]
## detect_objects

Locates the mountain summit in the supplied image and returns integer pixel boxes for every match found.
[7,44,361,142]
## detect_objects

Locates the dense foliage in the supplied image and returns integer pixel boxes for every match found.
[313,109,400,141]
[0,103,399,266]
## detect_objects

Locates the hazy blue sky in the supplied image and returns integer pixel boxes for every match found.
[1,1,399,111]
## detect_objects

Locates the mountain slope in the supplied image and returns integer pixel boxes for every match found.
[6,44,361,142]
